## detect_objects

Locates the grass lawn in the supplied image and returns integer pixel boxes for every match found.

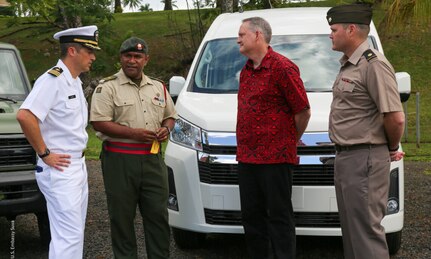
[86,127,103,160]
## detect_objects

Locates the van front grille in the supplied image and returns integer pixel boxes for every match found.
[202,145,336,156]
[198,162,334,186]
[0,183,40,200]
[0,135,36,170]
[204,209,340,228]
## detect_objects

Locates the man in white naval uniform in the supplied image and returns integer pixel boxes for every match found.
[16,25,100,259]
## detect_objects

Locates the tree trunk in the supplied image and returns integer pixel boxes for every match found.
[221,0,234,13]
[164,0,173,10]
[233,0,238,12]
[216,0,222,8]
[114,0,122,13]
[263,0,272,9]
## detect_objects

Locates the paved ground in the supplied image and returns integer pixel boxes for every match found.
[0,161,430,258]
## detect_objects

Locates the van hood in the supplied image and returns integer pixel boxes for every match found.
[0,100,24,134]
[175,92,332,133]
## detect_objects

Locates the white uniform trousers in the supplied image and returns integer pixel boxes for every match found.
[36,156,88,259]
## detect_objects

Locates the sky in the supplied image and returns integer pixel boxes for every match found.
[123,0,191,12]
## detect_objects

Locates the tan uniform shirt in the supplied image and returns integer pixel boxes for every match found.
[90,69,178,143]
[329,41,403,145]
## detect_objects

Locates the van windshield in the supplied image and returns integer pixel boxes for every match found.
[191,35,372,93]
[0,49,28,101]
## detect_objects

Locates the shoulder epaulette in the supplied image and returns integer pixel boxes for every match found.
[47,67,63,77]
[362,49,377,62]
[149,76,165,85]
[99,75,117,84]
[148,76,167,101]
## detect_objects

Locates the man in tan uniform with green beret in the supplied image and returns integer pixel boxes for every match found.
[326,3,405,259]
[90,37,177,259]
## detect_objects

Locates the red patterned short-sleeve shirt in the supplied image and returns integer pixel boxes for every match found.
[236,47,309,164]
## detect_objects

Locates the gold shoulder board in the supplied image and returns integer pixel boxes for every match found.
[47,67,63,77]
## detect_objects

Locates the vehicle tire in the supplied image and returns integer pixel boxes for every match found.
[172,227,206,249]
[386,230,402,255]
[36,212,51,249]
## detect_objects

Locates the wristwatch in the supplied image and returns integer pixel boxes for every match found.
[388,145,399,152]
[163,126,171,134]
[38,148,51,158]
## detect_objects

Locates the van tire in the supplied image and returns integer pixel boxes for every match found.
[172,227,206,249]
[386,230,402,255]
[36,212,51,249]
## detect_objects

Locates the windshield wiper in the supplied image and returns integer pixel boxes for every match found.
[0,96,18,103]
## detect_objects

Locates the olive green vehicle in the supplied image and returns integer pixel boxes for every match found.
[0,42,50,246]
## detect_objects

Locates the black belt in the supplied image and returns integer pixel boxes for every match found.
[334,144,385,152]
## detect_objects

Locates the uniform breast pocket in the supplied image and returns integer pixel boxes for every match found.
[65,98,80,109]
[151,97,166,108]
[113,99,136,123]
[341,81,355,93]
[151,98,166,122]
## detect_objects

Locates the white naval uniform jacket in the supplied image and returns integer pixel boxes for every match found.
[21,59,88,156]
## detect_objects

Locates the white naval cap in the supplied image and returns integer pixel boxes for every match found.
[53,25,100,50]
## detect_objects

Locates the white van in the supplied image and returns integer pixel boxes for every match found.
[165,7,411,254]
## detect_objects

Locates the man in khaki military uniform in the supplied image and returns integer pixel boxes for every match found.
[90,37,177,259]
[326,4,405,259]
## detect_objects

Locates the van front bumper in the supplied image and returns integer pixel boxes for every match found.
[165,139,404,236]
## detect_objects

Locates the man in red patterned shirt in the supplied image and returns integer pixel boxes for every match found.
[236,17,311,259]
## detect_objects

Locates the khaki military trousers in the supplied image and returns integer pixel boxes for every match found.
[334,144,390,259]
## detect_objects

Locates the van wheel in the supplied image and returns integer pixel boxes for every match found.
[172,227,206,249]
[36,212,51,249]
[386,230,402,255]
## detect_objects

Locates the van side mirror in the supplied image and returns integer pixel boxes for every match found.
[396,72,411,103]
[169,76,186,98]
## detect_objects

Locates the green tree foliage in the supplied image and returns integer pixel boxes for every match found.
[8,0,113,28]
[139,3,153,11]
[123,0,142,11]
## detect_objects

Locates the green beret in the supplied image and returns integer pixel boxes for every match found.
[326,4,372,25]
[120,37,148,54]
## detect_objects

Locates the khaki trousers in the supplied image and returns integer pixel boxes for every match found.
[334,145,390,259]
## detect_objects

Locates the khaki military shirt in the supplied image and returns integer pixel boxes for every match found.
[329,41,403,146]
[90,69,178,143]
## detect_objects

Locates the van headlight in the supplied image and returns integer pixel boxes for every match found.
[170,117,203,151]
